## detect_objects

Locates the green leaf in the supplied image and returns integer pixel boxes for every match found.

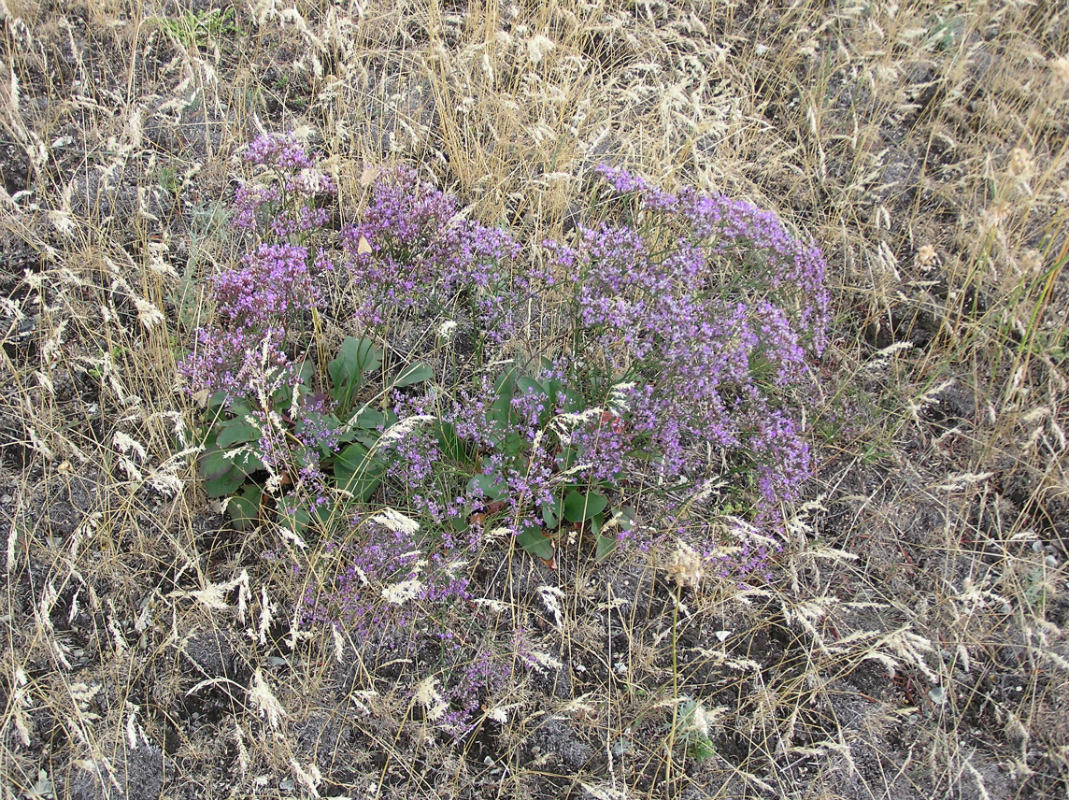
[312,499,339,530]
[328,337,382,409]
[354,432,381,450]
[488,368,517,423]
[585,492,608,519]
[230,449,266,474]
[277,497,310,534]
[557,444,577,470]
[334,441,367,473]
[207,390,230,412]
[215,417,260,448]
[436,421,474,465]
[595,533,618,561]
[393,361,433,387]
[202,457,245,497]
[541,497,563,528]
[498,431,528,460]
[516,376,546,396]
[614,506,637,532]
[517,524,554,560]
[200,448,240,481]
[271,383,294,409]
[270,363,313,408]
[563,490,608,524]
[333,442,385,502]
[467,474,507,501]
[560,387,585,412]
[688,737,716,762]
[354,407,386,429]
[203,442,264,478]
[204,470,245,498]
[227,486,262,530]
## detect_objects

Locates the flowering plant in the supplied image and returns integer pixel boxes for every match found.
[182,136,827,573]
[179,134,828,731]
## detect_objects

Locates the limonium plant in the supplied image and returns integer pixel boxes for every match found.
[179,133,828,734]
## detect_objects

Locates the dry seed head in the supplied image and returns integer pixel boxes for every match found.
[527,34,555,65]
[381,577,424,606]
[1018,248,1043,277]
[1051,55,1069,86]
[980,201,1012,230]
[668,539,704,591]
[370,508,420,535]
[378,414,435,446]
[914,244,938,270]
[437,319,458,340]
[248,669,285,729]
[1007,147,1034,180]
[526,650,563,672]
[413,676,447,722]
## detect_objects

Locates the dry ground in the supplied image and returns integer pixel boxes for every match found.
[1,1,1068,798]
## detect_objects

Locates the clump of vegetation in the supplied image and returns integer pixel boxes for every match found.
[178,133,827,732]
[3,3,1067,798]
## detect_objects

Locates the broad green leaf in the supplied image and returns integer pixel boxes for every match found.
[563,490,608,524]
[350,407,386,429]
[277,497,310,534]
[488,368,517,423]
[270,363,312,408]
[230,449,266,474]
[498,431,528,460]
[614,506,637,532]
[333,442,384,502]
[560,387,584,412]
[328,337,381,386]
[216,417,260,448]
[541,497,563,528]
[393,361,433,387]
[595,533,618,561]
[334,441,367,483]
[516,376,546,396]
[203,467,245,498]
[517,525,554,560]
[557,444,577,470]
[354,433,380,449]
[313,499,339,530]
[226,486,261,530]
[271,383,294,409]
[467,474,507,501]
[200,448,237,481]
[328,336,382,409]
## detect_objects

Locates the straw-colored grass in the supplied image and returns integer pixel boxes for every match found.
[1,1,1066,798]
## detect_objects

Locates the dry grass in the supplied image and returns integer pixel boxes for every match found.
[1,0,1067,798]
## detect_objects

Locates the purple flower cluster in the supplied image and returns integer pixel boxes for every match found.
[302,513,465,633]
[542,167,827,542]
[432,630,511,734]
[343,167,539,343]
[301,510,507,737]
[179,135,333,403]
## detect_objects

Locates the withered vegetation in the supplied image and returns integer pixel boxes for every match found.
[1,1,1067,798]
